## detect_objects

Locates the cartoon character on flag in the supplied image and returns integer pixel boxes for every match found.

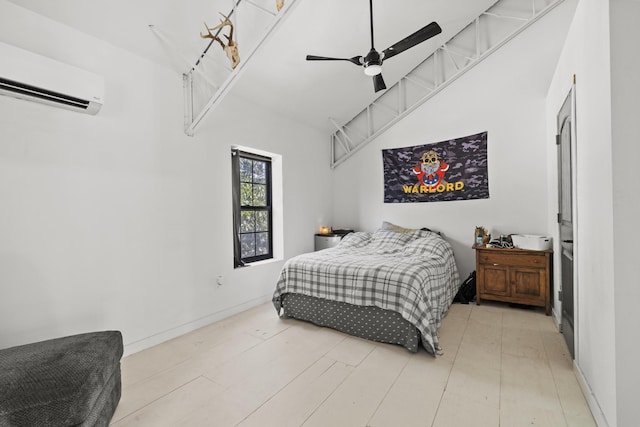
[413,150,449,188]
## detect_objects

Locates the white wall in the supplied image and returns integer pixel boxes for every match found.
[331,1,577,279]
[545,1,616,423]
[609,1,640,425]
[0,1,333,355]
[546,0,640,425]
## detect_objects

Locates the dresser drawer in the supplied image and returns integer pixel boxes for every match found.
[478,252,547,268]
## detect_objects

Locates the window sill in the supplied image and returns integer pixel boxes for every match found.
[236,257,284,269]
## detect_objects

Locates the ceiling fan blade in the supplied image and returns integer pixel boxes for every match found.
[381,22,442,61]
[306,55,362,66]
[373,74,387,92]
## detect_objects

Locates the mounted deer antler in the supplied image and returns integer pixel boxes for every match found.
[200,13,240,69]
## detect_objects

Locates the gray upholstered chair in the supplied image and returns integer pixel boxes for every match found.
[0,330,123,426]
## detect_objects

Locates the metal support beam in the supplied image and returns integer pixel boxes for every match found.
[403,75,434,92]
[243,0,277,17]
[329,0,565,168]
[182,0,299,136]
[149,25,220,91]
[329,117,353,155]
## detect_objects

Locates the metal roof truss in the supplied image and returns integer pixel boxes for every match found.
[329,0,565,168]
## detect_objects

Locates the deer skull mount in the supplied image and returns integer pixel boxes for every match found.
[200,13,240,69]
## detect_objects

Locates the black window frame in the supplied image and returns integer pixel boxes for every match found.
[232,149,273,267]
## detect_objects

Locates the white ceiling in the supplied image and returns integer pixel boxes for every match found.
[8,0,503,132]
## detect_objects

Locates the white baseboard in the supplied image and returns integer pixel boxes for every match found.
[573,361,610,427]
[122,294,273,357]
[551,307,562,331]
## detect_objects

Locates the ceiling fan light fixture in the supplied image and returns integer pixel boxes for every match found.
[363,48,382,76]
[364,64,382,76]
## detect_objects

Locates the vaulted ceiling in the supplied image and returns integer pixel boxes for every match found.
[7,0,558,133]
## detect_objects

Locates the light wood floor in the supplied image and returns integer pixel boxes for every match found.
[111,301,596,427]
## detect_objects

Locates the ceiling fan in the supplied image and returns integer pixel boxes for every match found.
[306,0,442,93]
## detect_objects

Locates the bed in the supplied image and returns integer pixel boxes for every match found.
[272,225,460,355]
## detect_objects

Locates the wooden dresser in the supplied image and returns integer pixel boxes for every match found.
[474,245,553,315]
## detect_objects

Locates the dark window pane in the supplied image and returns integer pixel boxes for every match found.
[241,183,253,206]
[255,211,269,232]
[240,211,255,233]
[240,158,253,182]
[241,233,255,258]
[253,184,267,206]
[253,161,266,184]
[256,232,269,255]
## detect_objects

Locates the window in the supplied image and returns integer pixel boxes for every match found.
[232,149,273,266]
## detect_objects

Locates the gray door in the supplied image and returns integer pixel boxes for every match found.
[557,89,574,358]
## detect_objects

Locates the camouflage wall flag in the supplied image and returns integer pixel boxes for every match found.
[382,131,489,203]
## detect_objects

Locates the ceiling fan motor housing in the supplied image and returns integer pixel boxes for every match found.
[363,48,382,76]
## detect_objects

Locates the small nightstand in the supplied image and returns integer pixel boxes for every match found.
[314,234,342,251]
[474,245,553,315]
[314,229,354,251]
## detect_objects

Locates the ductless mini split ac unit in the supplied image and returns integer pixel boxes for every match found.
[0,42,104,115]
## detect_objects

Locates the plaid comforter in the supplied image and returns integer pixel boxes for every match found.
[272,229,460,354]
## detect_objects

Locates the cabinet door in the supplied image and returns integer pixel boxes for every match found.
[511,268,544,302]
[480,265,509,296]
